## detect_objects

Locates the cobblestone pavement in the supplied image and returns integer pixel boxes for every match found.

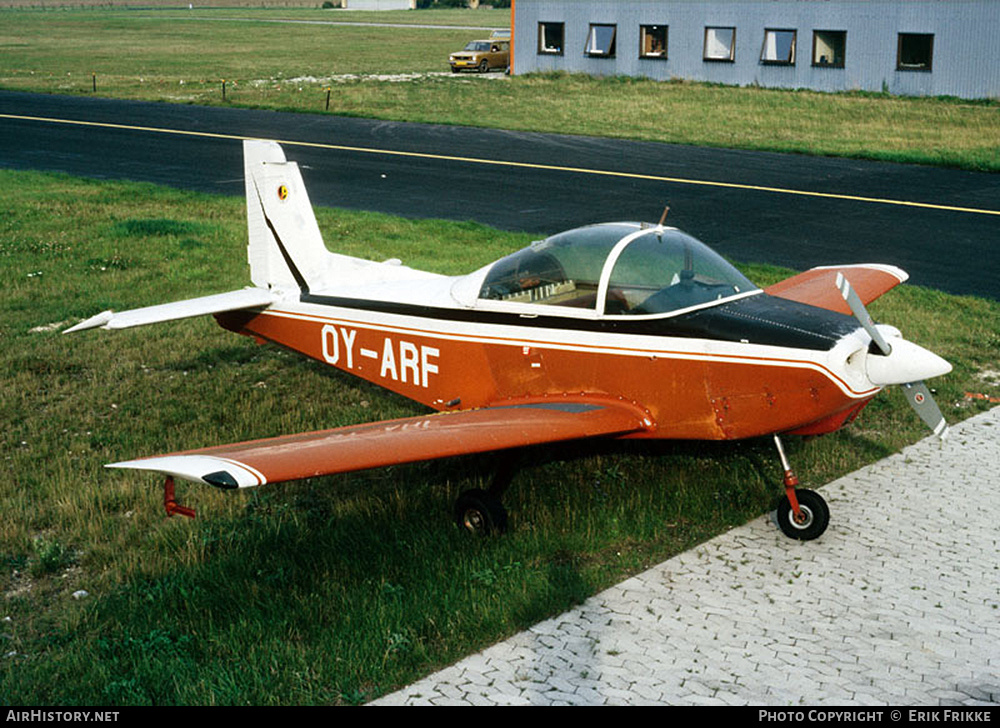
[372,406,1000,706]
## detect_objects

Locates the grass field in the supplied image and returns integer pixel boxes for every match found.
[1,7,998,170]
[1,169,998,704]
[1,4,998,707]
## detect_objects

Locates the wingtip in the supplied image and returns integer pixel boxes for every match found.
[63,310,113,334]
[105,455,266,488]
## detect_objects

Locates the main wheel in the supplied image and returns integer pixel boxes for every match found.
[776,489,829,541]
[454,489,507,536]
[478,59,490,73]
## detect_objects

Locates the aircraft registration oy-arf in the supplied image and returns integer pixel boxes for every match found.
[66,141,952,540]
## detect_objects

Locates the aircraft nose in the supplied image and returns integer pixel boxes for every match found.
[865,336,952,386]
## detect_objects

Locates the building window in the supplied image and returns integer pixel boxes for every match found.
[897,33,933,71]
[760,29,796,65]
[538,22,564,55]
[586,24,617,58]
[640,25,668,59]
[704,27,736,62]
[812,30,846,68]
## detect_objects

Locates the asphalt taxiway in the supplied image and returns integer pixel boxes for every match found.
[1,91,998,300]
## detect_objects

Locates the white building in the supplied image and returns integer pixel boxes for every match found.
[510,0,1000,99]
[339,0,415,9]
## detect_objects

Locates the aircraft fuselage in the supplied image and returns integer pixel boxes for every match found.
[217,290,879,442]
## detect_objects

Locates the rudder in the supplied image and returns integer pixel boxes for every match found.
[244,140,331,293]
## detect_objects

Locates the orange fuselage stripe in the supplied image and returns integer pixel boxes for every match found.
[218,304,877,441]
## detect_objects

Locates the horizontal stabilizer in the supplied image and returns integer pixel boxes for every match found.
[765,264,907,314]
[108,399,654,488]
[63,288,278,333]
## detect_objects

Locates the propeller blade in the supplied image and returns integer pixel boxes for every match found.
[836,272,892,355]
[902,381,950,440]
[835,273,949,440]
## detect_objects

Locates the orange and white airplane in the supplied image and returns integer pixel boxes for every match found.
[66,140,952,540]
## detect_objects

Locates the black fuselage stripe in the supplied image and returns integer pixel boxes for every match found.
[299,292,859,352]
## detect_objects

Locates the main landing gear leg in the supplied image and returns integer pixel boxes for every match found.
[454,455,518,536]
[772,435,829,541]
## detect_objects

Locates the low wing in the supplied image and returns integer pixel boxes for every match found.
[108,399,655,488]
[63,288,278,333]
[765,264,908,314]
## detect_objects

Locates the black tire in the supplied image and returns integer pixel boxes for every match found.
[454,489,507,536]
[776,489,829,541]
[478,59,490,73]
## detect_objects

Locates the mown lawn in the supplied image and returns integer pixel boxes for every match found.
[1,7,998,171]
[1,169,997,704]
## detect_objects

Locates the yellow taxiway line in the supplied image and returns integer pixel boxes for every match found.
[3,112,998,218]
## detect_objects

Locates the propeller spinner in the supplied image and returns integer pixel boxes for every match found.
[836,272,951,439]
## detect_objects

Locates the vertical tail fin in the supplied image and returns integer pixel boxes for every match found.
[243,140,330,293]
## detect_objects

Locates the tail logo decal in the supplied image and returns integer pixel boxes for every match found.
[277,184,289,201]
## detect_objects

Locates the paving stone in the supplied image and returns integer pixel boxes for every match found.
[370,407,1000,706]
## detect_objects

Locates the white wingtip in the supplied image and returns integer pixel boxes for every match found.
[63,311,113,334]
[107,455,266,489]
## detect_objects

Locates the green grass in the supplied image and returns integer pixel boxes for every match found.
[0,8,484,81]
[1,4,998,706]
[1,169,998,704]
[1,8,999,171]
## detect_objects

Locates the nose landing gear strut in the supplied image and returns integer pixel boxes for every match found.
[773,435,829,541]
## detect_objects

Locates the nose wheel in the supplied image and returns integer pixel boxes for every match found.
[776,487,829,540]
[773,435,829,541]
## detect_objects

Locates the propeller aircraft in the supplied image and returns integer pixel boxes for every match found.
[65,141,952,540]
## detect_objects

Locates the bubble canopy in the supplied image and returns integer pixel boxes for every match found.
[477,223,759,317]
